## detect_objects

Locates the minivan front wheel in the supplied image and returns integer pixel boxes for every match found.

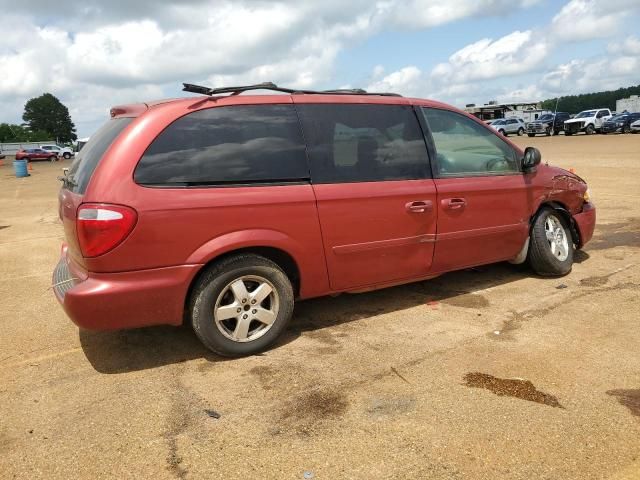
[190,254,294,356]
[528,208,574,276]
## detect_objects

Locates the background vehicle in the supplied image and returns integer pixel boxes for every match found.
[40,144,74,159]
[488,117,525,136]
[15,148,58,162]
[526,112,570,136]
[53,83,595,356]
[601,112,640,134]
[564,108,612,135]
[631,118,640,133]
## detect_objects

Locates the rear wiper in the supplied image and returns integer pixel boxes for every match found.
[57,169,78,187]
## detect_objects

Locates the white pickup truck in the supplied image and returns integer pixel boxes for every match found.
[40,144,75,159]
[564,108,612,135]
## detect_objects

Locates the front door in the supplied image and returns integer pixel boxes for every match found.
[295,101,437,291]
[421,107,532,273]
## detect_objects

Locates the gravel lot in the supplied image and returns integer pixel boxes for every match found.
[1,134,639,479]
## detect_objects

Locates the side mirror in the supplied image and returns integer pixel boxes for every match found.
[522,147,541,173]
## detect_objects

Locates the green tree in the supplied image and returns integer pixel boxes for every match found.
[0,123,50,142]
[22,93,77,142]
[541,84,640,114]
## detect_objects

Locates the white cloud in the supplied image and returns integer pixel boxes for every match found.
[0,0,637,136]
[550,0,640,42]
[430,30,548,84]
[608,35,640,55]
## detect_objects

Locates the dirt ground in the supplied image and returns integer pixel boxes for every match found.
[1,133,639,480]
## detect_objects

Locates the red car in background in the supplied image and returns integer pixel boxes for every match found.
[53,82,596,357]
[15,148,58,162]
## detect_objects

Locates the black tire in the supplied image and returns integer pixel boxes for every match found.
[545,127,551,136]
[499,129,506,136]
[623,124,631,134]
[517,127,524,136]
[554,129,560,135]
[190,254,294,356]
[586,124,595,135]
[565,131,573,136]
[63,152,71,159]
[527,133,535,137]
[527,208,574,276]
[49,156,57,162]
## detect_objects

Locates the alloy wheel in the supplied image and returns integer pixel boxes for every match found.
[213,275,279,343]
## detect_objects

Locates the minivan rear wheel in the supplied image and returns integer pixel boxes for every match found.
[527,208,574,276]
[190,254,294,356]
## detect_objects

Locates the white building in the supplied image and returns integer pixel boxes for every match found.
[616,95,640,113]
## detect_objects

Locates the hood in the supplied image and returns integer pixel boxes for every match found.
[564,117,587,124]
[546,164,587,184]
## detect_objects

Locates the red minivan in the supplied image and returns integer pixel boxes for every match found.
[53,83,596,356]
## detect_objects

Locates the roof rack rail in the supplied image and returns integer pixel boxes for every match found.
[182,82,401,97]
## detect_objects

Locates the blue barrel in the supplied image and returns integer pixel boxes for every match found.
[13,160,29,178]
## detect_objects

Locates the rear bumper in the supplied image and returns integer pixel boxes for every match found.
[573,202,596,248]
[53,246,200,330]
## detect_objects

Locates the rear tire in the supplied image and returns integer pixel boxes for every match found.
[517,127,524,136]
[528,208,574,276]
[63,152,71,159]
[190,254,294,357]
[623,124,631,134]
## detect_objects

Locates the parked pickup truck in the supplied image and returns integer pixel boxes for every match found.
[564,108,612,135]
[526,112,570,136]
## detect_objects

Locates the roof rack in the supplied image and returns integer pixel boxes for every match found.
[182,82,401,97]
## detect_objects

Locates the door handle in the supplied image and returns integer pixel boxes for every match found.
[405,200,433,213]
[442,198,467,210]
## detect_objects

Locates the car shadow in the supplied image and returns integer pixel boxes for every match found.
[81,261,571,374]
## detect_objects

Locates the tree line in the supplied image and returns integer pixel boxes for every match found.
[541,84,640,114]
[0,93,76,144]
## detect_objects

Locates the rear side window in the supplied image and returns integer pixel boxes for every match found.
[134,105,308,186]
[296,104,430,184]
[67,118,133,193]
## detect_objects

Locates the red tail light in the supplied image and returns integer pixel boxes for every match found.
[76,204,137,257]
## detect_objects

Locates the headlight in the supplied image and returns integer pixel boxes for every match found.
[617,122,624,126]
[583,188,591,203]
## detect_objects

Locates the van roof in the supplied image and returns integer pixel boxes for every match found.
[109,93,453,119]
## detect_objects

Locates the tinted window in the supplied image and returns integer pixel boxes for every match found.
[135,105,307,186]
[296,104,429,183]
[597,110,609,118]
[67,118,133,193]
[422,108,518,177]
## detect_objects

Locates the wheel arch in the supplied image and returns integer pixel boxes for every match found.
[531,201,580,245]
[183,243,303,325]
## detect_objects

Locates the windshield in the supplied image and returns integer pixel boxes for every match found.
[538,114,553,121]
[575,110,597,118]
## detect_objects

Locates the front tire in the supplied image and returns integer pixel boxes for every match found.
[63,152,71,159]
[586,124,595,135]
[623,124,631,134]
[517,127,524,136]
[528,208,574,276]
[498,129,506,136]
[190,254,294,356]
[49,156,57,162]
